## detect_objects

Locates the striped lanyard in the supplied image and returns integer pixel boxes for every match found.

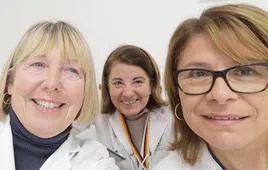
[119,113,150,170]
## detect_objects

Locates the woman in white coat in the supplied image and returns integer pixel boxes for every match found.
[155,3,268,170]
[0,21,119,170]
[96,45,173,170]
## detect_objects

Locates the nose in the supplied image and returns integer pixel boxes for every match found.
[122,83,135,98]
[41,68,62,92]
[206,77,238,104]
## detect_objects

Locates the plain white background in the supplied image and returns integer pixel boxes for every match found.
[0,0,267,85]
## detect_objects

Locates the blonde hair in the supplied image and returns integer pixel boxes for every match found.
[164,4,268,165]
[0,21,99,123]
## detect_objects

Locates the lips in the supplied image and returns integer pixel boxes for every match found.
[203,114,249,121]
[122,99,138,105]
[32,99,65,109]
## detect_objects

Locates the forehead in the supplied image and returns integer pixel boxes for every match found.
[22,46,83,67]
[109,62,149,80]
[178,34,238,69]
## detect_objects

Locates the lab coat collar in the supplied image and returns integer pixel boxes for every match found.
[108,108,171,155]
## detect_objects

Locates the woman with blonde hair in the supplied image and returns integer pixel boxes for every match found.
[0,21,119,170]
[155,3,268,170]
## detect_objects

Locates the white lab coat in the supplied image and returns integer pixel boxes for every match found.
[153,143,223,170]
[0,116,119,170]
[95,106,174,170]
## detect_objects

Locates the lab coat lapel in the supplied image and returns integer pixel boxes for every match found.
[149,111,169,153]
[40,132,80,170]
[109,111,133,154]
[0,116,16,170]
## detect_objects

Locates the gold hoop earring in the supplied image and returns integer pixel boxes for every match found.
[174,103,183,120]
[3,92,11,105]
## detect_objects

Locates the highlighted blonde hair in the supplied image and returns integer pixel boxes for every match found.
[0,21,99,123]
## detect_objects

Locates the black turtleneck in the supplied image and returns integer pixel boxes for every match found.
[9,107,72,170]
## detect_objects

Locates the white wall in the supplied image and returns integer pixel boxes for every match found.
[1,0,267,86]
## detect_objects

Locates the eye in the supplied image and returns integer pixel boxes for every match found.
[111,80,123,88]
[186,70,210,79]
[134,79,144,84]
[24,61,46,73]
[113,81,122,85]
[233,66,257,76]
[63,66,83,80]
[30,62,45,68]
[65,67,79,74]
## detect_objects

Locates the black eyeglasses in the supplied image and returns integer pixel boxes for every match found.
[174,63,268,95]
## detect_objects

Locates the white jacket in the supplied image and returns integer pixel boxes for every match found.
[153,143,223,170]
[95,106,173,170]
[0,116,119,170]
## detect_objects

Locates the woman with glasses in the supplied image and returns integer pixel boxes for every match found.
[154,3,268,170]
[0,21,119,170]
[96,44,173,170]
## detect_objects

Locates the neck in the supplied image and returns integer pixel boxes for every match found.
[124,108,148,121]
[210,136,268,170]
[124,111,149,153]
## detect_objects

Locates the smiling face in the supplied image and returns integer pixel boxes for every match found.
[108,62,151,119]
[8,47,85,138]
[178,34,268,151]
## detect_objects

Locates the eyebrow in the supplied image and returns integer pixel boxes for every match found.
[110,77,122,82]
[62,59,79,64]
[179,62,212,69]
[27,54,46,59]
[110,76,146,82]
[133,76,146,81]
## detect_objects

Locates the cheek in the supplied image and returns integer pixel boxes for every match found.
[109,90,121,107]
[70,82,85,104]
[10,74,37,96]
[179,92,203,117]
[243,93,268,117]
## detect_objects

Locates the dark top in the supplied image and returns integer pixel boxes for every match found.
[9,107,71,170]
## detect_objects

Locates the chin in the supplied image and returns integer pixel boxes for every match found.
[208,138,243,151]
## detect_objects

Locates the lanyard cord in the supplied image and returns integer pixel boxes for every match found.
[119,113,150,169]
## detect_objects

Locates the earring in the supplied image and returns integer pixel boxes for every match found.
[3,92,11,105]
[174,103,183,120]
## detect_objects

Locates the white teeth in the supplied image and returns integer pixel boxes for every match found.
[123,100,137,105]
[207,116,241,120]
[35,99,62,109]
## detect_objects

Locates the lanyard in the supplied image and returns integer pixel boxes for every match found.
[119,113,150,170]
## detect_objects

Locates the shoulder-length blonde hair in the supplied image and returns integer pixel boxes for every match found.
[164,4,268,165]
[101,44,167,114]
[0,21,99,123]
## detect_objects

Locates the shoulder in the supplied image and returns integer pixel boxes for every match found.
[0,115,10,133]
[72,123,97,140]
[153,151,183,170]
[154,144,222,170]
[95,112,117,131]
[149,106,173,125]
[151,106,172,117]
[71,135,119,170]
[96,113,113,124]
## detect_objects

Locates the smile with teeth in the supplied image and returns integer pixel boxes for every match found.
[33,99,64,109]
[123,99,138,105]
[204,115,247,120]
